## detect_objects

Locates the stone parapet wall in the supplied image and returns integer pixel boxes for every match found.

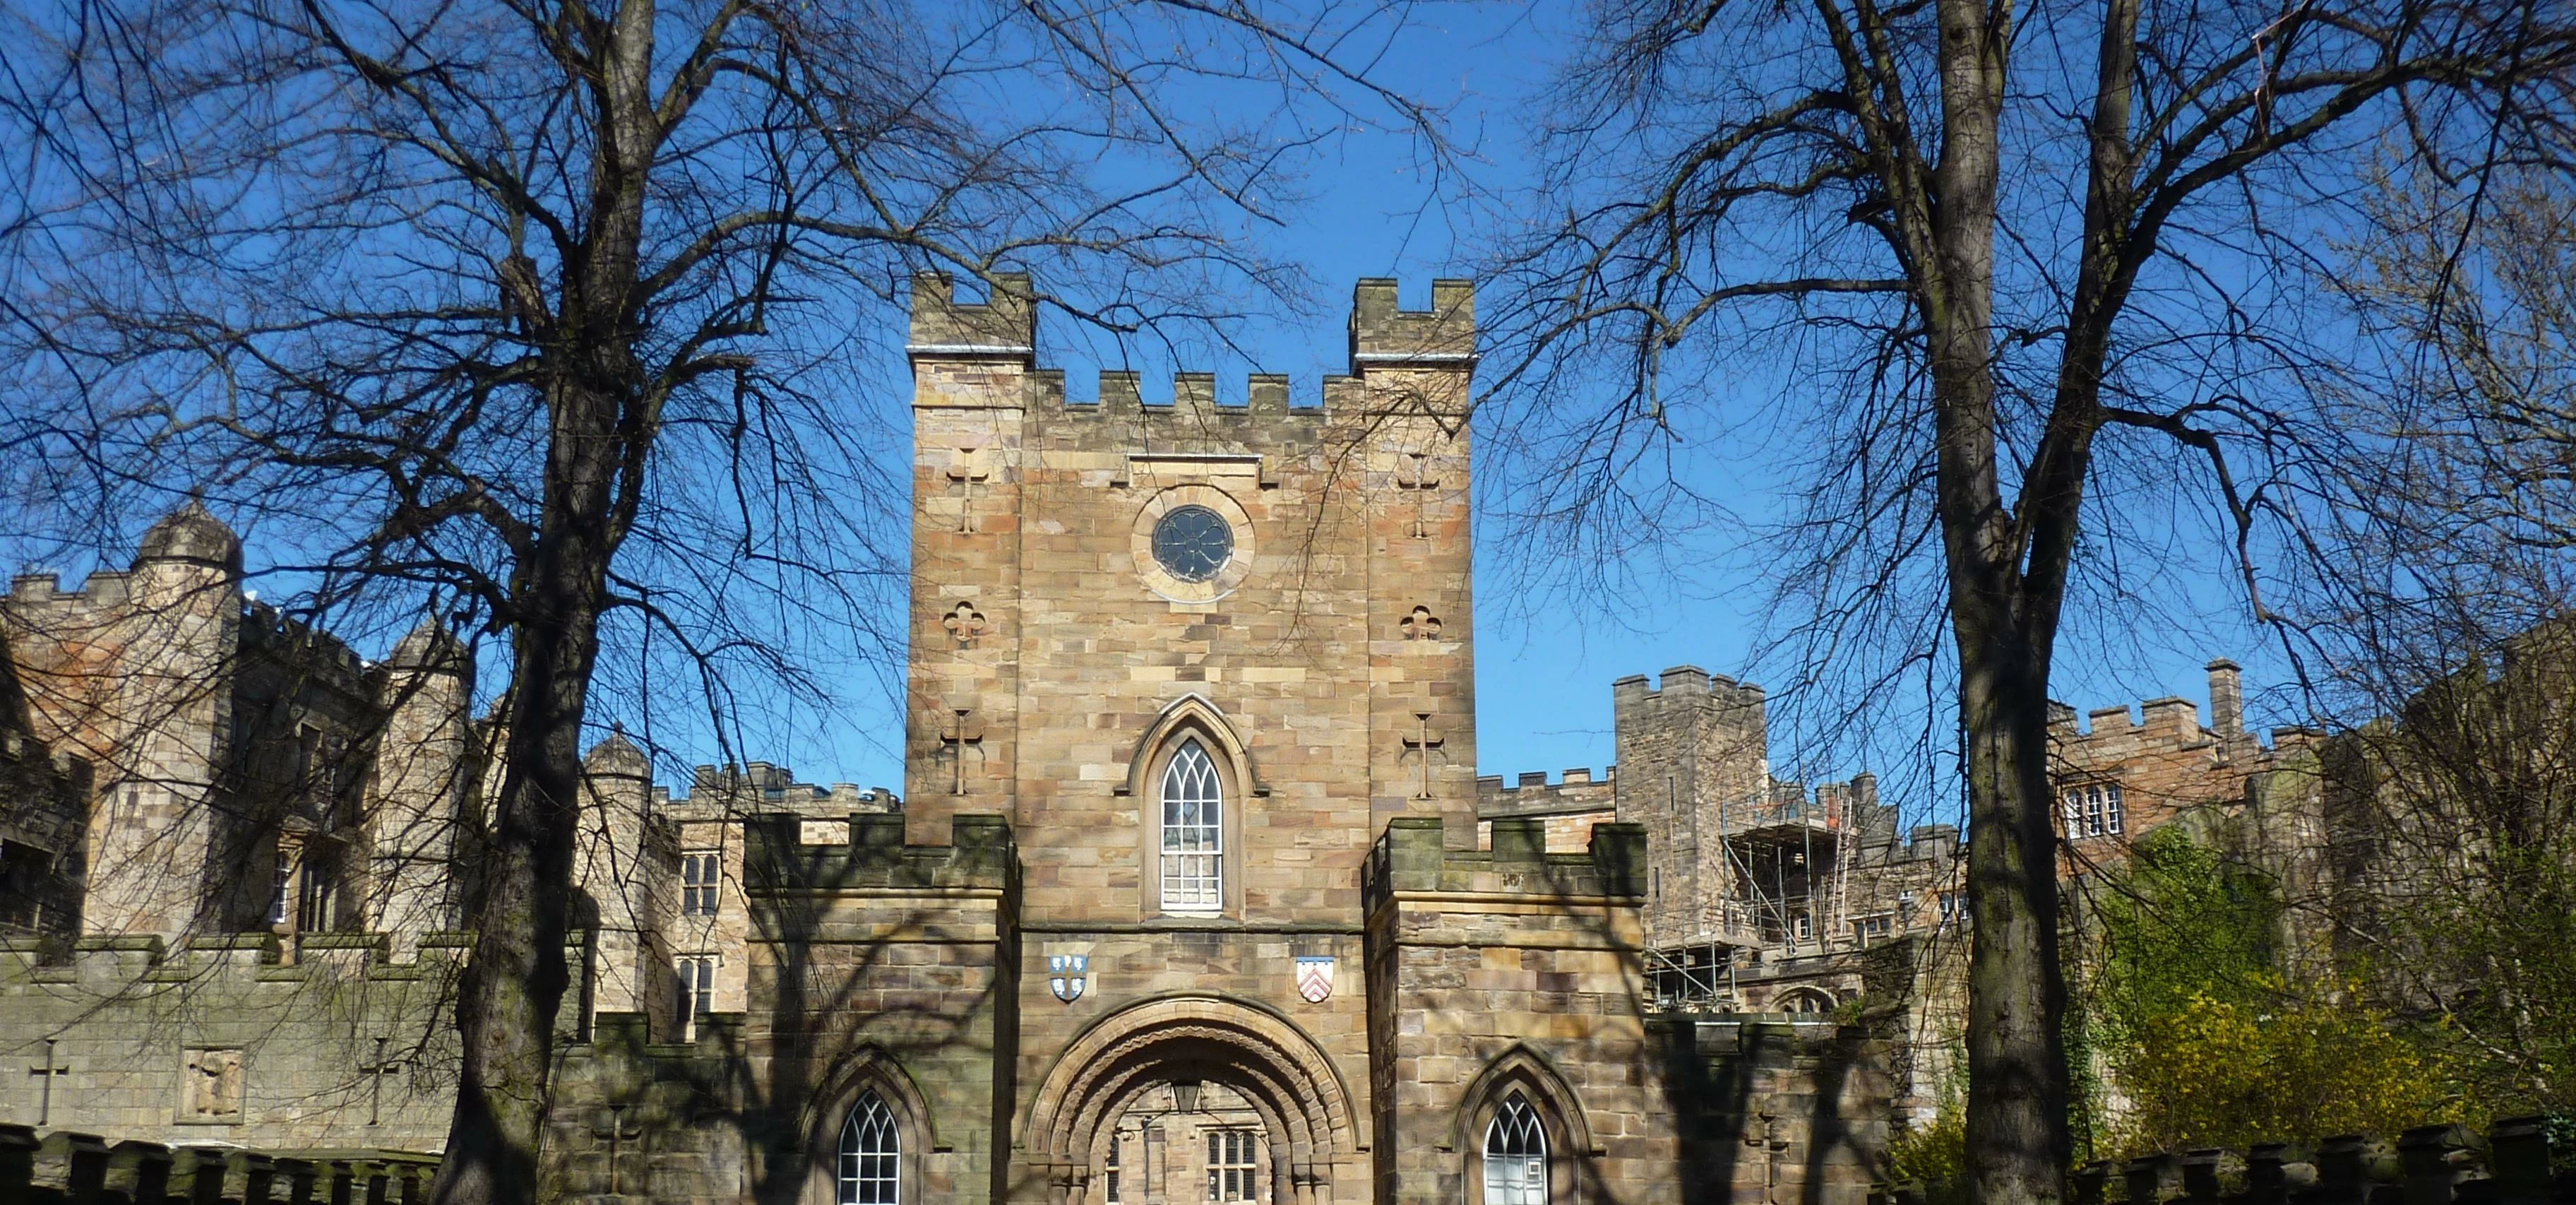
[0,932,467,1151]
[0,1122,439,1205]
[1873,1118,2575,1205]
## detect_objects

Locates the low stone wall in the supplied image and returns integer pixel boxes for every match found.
[1874,1119,2572,1205]
[0,1122,437,1204]
[1662,1017,1892,1205]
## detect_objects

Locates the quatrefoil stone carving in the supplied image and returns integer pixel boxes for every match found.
[1401,605,1442,640]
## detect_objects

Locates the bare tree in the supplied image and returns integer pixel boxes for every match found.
[2286,165,2576,1110]
[1473,1,2572,1201]
[0,2,1438,1200]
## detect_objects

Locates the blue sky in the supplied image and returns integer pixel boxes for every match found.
[773,4,2291,819]
[4,1,2298,828]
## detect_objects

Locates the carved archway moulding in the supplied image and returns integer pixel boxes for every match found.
[792,1045,941,1205]
[1444,1043,1600,1158]
[1020,993,1360,1170]
[1117,693,1269,799]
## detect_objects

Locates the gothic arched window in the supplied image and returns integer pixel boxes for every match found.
[1483,1093,1549,1205]
[838,1091,901,1205]
[1159,739,1224,911]
[1777,987,1835,1015]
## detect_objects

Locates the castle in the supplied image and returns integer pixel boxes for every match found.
[0,276,2334,1204]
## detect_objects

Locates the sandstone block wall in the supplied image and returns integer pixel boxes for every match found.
[1663,1019,1893,1205]
[0,933,461,1151]
[1364,816,1681,1205]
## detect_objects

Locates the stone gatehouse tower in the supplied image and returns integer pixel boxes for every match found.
[734,273,1686,1205]
[9,276,1914,1205]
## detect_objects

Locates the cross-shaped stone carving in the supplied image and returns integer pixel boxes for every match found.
[359,1037,404,1127]
[28,1038,68,1126]
[946,448,990,533]
[939,708,986,795]
[603,1103,645,1194]
[1401,605,1441,640]
[942,601,989,642]
[1400,712,1445,800]
[1396,452,1440,539]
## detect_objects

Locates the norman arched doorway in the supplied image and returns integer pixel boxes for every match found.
[1024,997,1356,1205]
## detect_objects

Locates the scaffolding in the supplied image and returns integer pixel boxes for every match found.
[1644,785,1855,1011]
[1718,788,1849,950]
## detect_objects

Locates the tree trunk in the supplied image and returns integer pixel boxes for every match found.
[430,4,659,1198]
[1958,631,2070,1205]
[428,377,625,1205]
[1924,0,2072,1199]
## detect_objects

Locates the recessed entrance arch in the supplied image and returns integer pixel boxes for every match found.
[1024,995,1357,1205]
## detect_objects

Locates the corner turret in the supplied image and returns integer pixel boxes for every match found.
[133,502,243,576]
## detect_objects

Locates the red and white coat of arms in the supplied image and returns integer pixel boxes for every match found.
[1294,956,1335,1004]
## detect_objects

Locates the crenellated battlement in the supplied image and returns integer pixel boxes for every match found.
[0,930,482,985]
[8,567,140,615]
[907,271,1037,357]
[1020,368,1338,420]
[1476,765,1616,817]
[238,600,371,691]
[662,761,898,815]
[1349,277,1475,365]
[0,1124,441,1203]
[1613,665,1769,718]
[742,811,1014,894]
[1365,815,1645,902]
[910,275,1472,426]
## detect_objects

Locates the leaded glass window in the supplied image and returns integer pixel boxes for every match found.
[2063,783,2126,838]
[682,852,721,916]
[839,1091,900,1205]
[675,955,717,1037]
[1207,1129,1258,1201]
[1160,740,1223,911]
[1483,1093,1547,1205]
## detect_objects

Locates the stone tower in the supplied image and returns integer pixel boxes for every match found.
[4,506,246,939]
[902,271,1497,1204]
[1611,667,1772,947]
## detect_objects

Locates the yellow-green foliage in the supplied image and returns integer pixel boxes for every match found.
[2111,990,2460,1153]
[1885,1100,1968,1205]
[2086,827,2461,1156]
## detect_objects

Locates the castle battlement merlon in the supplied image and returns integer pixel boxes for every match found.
[1475,766,1618,819]
[1026,369,1330,422]
[239,600,371,688]
[2054,656,2264,752]
[1349,278,1475,368]
[743,811,1013,895]
[1365,815,1645,902]
[1612,665,1767,718]
[9,568,140,612]
[670,761,900,817]
[907,271,1036,360]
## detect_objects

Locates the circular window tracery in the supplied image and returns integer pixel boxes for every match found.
[1151,506,1234,582]
[1130,486,1255,603]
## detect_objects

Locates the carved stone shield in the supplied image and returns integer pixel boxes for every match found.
[1294,956,1335,1004]
[1049,954,1088,1003]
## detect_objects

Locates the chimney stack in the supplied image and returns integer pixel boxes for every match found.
[2207,658,2243,737]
